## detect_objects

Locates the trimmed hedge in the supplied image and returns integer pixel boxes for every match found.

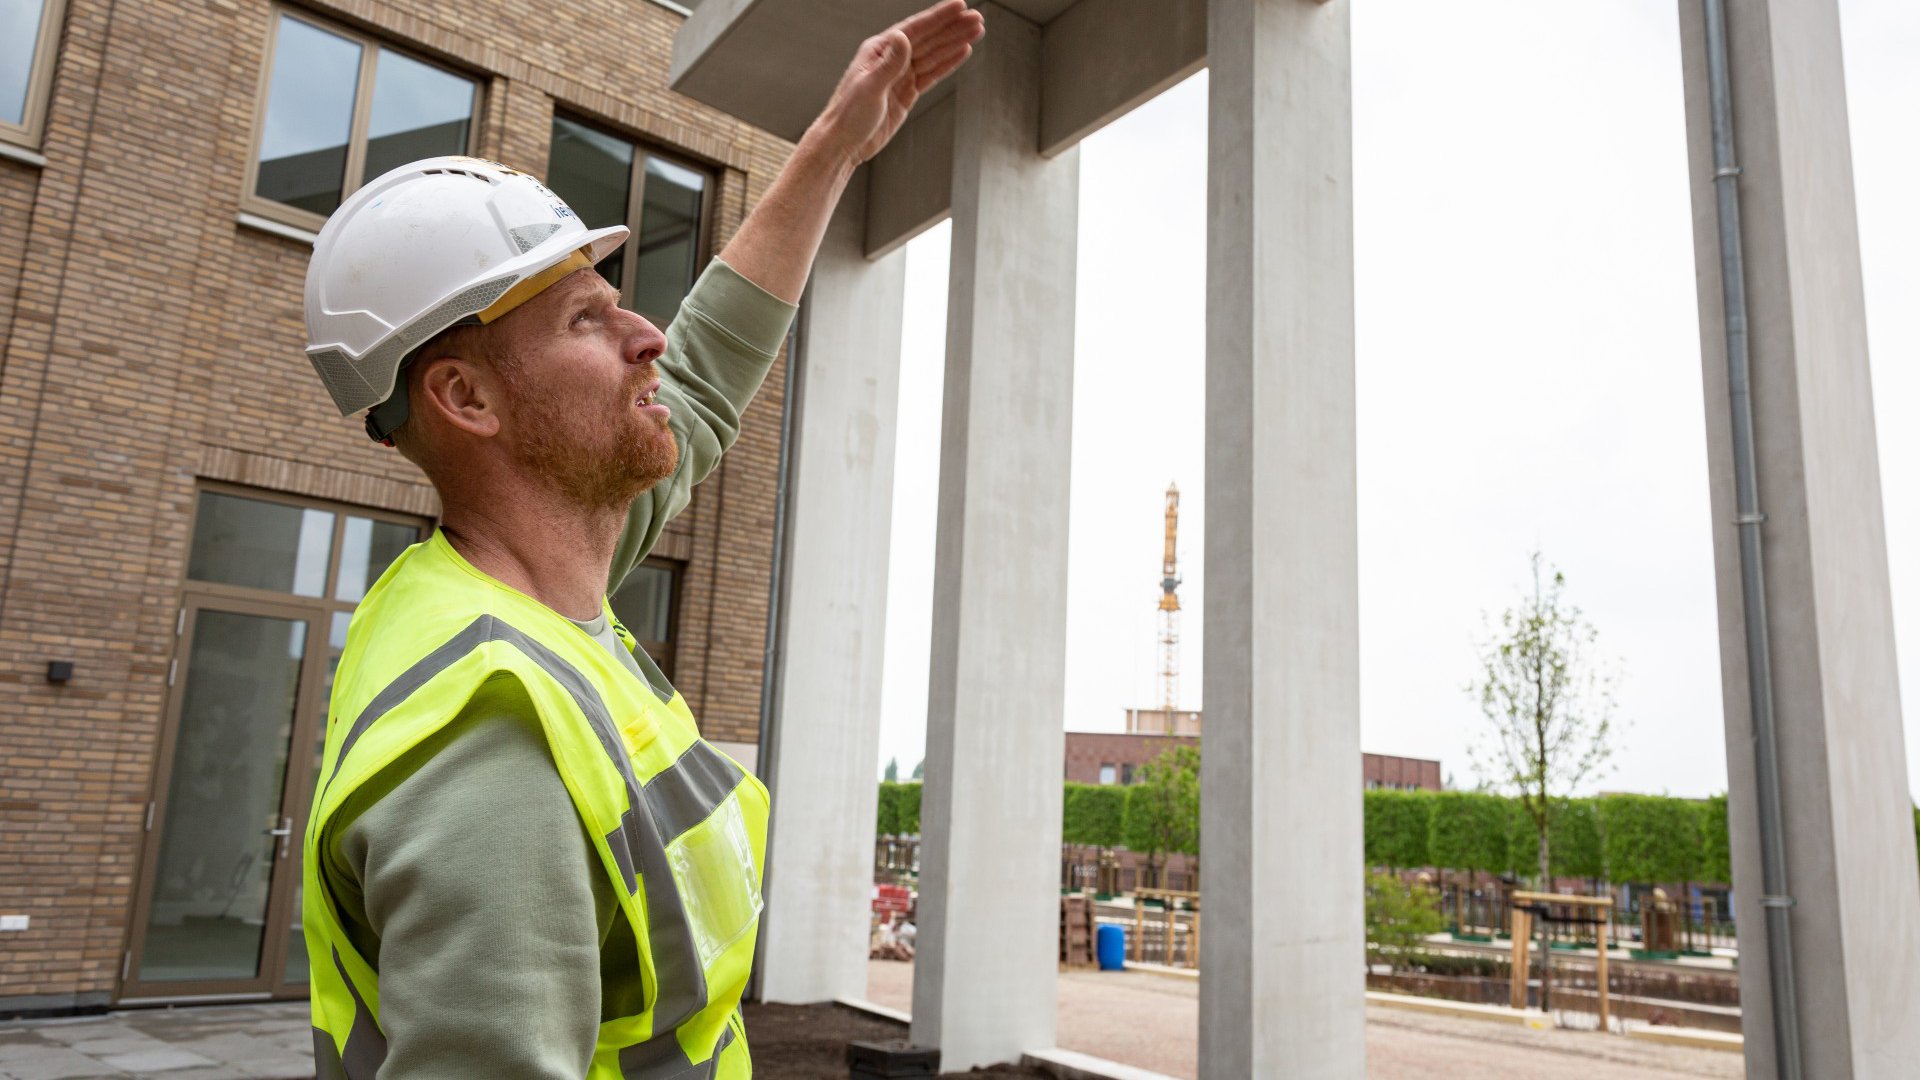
[1063,783,1128,848]
[1428,791,1512,875]
[877,779,1782,890]
[1700,794,1731,886]
[876,781,921,836]
[1600,793,1700,884]
[1363,789,1434,870]
[1550,798,1606,880]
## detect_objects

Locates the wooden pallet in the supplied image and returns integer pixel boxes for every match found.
[1060,894,1096,967]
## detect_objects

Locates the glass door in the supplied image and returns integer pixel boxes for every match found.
[124,486,427,1003]
[122,596,323,999]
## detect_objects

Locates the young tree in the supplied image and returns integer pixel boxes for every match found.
[1123,745,1200,889]
[911,758,924,781]
[1469,552,1617,888]
[884,757,899,783]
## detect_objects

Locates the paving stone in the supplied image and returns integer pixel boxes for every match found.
[93,1049,216,1073]
[0,1046,124,1080]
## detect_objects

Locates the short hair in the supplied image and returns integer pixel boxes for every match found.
[388,320,517,469]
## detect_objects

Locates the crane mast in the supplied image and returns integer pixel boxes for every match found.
[1158,483,1181,712]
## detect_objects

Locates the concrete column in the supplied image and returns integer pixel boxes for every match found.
[1200,2,1364,1078]
[912,4,1078,1068]
[757,165,908,1004]
[1676,2,1920,1076]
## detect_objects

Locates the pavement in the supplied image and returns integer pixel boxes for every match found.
[0,1003,311,1080]
[866,959,1743,1079]
[0,966,1743,1079]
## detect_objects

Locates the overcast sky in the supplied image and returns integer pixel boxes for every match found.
[871,0,1920,801]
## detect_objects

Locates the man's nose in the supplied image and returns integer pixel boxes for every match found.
[624,311,667,366]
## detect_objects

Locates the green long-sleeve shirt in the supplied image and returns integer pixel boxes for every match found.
[321,259,795,1078]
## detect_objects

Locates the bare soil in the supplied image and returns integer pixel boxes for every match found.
[742,1001,1049,1079]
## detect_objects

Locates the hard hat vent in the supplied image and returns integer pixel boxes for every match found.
[418,165,494,184]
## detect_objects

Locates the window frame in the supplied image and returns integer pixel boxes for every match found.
[241,5,482,234]
[550,111,717,325]
[612,555,683,680]
[2,0,67,149]
[178,479,434,617]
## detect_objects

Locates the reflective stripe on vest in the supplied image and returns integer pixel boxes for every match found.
[306,534,763,1080]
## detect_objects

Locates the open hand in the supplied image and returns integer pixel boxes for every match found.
[807,1,987,167]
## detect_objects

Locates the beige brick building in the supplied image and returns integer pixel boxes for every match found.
[0,0,793,1014]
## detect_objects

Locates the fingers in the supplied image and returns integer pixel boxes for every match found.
[912,42,973,91]
[895,0,973,45]
[910,9,985,54]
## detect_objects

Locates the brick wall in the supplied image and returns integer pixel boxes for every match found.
[0,0,791,1008]
[1064,732,1443,794]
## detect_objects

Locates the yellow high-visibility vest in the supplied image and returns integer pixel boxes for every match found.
[304,529,767,1079]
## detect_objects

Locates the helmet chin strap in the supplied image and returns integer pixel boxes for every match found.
[365,377,410,445]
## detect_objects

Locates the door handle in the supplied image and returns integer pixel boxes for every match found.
[266,816,293,859]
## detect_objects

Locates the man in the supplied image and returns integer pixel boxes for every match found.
[297,4,985,1077]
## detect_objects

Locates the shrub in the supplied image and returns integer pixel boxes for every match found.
[1365,872,1446,972]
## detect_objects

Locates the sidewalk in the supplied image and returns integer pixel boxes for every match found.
[0,1002,311,1080]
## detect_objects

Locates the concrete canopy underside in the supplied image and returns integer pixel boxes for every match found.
[672,0,1204,254]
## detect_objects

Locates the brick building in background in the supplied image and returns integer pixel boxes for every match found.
[1065,708,1440,792]
[0,0,793,1014]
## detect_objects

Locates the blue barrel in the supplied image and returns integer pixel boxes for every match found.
[1096,924,1127,971]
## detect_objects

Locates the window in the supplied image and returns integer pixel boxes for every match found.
[1099,764,1117,786]
[1120,763,1135,786]
[547,114,711,324]
[611,559,681,679]
[1,0,64,147]
[246,9,478,230]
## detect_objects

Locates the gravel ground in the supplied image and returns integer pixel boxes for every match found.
[867,959,1744,1079]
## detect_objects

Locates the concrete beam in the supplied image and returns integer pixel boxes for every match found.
[1676,1,1920,1077]
[756,166,908,1004]
[866,93,955,260]
[1200,1,1363,1078]
[912,4,1079,1069]
[671,0,932,142]
[1039,0,1207,157]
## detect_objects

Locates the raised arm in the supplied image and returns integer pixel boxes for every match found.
[606,2,985,593]
[717,0,985,302]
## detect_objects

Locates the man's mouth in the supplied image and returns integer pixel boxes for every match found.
[636,381,661,408]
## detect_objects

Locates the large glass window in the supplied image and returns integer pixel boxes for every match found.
[546,115,711,324]
[611,559,680,679]
[250,10,476,227]
[1,0,64,147]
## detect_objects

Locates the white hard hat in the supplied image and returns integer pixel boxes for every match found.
[303,156,629,441]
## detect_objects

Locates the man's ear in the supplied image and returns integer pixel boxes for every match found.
[414,355,504,439]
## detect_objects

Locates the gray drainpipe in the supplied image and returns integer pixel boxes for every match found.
[746,295,806,1001]
[1700,0,1800,1074]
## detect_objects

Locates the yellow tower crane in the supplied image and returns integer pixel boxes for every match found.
[1157,483,1181,712]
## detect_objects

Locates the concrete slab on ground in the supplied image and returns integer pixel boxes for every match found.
[0,1003,311,1079]
[868,959,1743,1079]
